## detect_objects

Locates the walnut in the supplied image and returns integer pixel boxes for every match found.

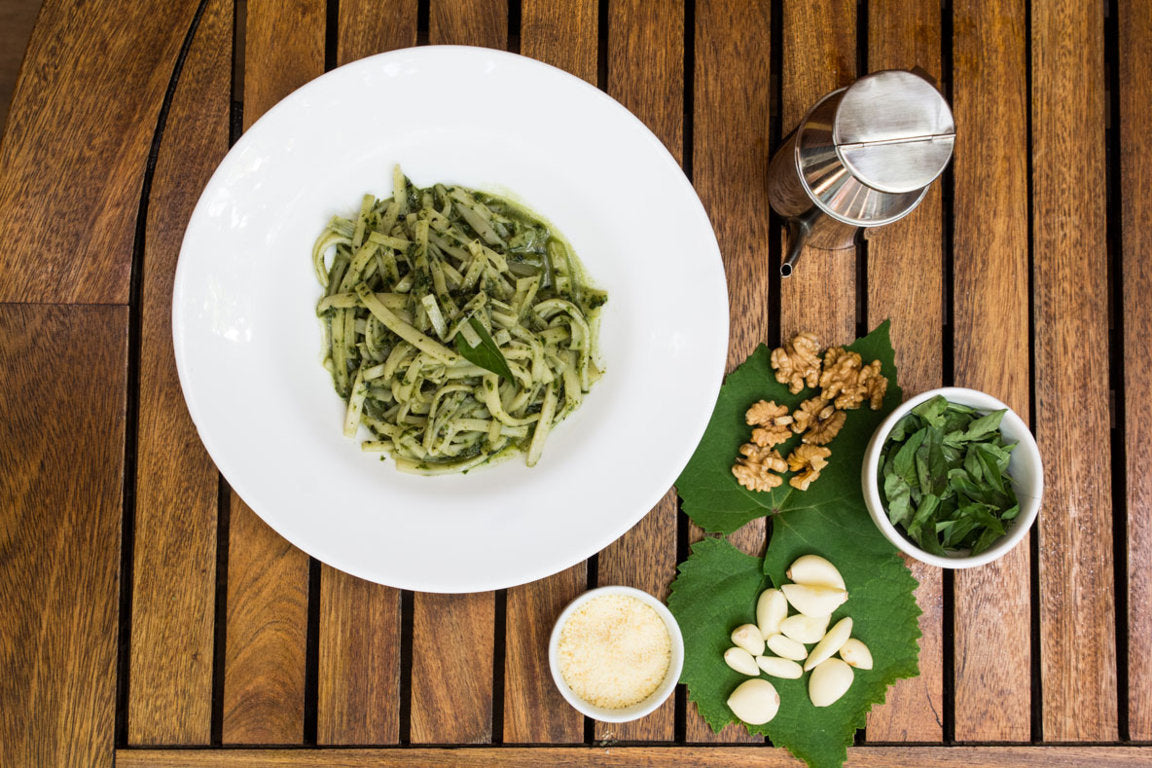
[819,347,864,405]
[787,444,831,491]
[791,396,834,434]
[732,444,788,492]
[802,409,846,445]
[862,360,888,410]
[820,349,889,411]
[746,400,793,447]
[770,333,823,394]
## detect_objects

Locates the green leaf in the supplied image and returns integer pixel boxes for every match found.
[911,394,948,427]
[676,321,903,535]
[670,322,922,768]
[669,534,921,768]
[667,538,769,732]
[453,316,513,380]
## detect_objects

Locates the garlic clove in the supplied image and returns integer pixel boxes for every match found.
[755,655,804,679]
[724,646,761,676]
[781,583,848,617]
[809,658,854,707]
[731,623,766,656]
[839,638,874,670]
[779,613,830,644]
[727,678,780,725]
[756,588,789,639]
[804,617,853,671]
[786,554,845,589]
[766,633,808,661]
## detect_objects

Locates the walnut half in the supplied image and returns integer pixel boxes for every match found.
[732,444,788,492]
[746,400,794,447]
[787,444,831,491]
[770,333,822,394]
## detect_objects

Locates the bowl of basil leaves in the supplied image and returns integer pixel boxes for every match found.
[861,387,1043,569]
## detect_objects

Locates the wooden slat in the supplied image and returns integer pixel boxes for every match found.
[429,0,507,49]
[127,0,231,745]
[0,0,199,303]
[1122,0,1152,742]
[521,0,598,83]
[0,0,40,128]
[1031,0,1116,742]
[337,0,418,65]
[317,567,401,745]
[778,0,856,344]
[410,593,496,743]
[499,0,597,745]
[685,0,772,744]
[0,305,127,768]
[950,0,1032,741]
[593,0,683,743]
[503,565,586,743]
[116,746,1152,768]
[313,2,418,746]
[221,0,325,744]
[223,497,311,743]
[862,0,944,742]
[406,1,506,746]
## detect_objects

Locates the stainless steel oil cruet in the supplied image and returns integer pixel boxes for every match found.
[768,69,955,276]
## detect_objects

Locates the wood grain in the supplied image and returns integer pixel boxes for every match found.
[521,0,598,84]
[593,0,683,742]
[0,305,127,768]
[313,0,418,746]
[500,1,596,745]
[694,0,774,371]
[410,592,496,744]
[949,0,1032,741]
[504,564,586,743]
[685,0,771,743]
[429,0,507,50]
[317,567,401,745]
[116,746,1152,768]
[862,0,944,742]
[221,0,325,744]
[406,2,506,746]
[0,0,41,129]
[778,0,856,344]
[0,0,199,302]
[127,0,231,745]
[223,495,311,743]
[1121,0,1152,742]
[1030,0,1116,742]
[338,0,418,65]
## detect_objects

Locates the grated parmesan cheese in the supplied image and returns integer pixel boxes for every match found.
[557,593,672,709]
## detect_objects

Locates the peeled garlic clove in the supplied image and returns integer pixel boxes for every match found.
[724,647,761,676]
[731,623,766,656]
[804,617,853,671]
[809,658,854,707]
[755,655,804,679]
[786,554,845,589]
[766,633,808,661]
[781,583,848,617]
[779,613,830,644]
[839,638,874,670]
[756,588,788,639]
[727,678,780,725]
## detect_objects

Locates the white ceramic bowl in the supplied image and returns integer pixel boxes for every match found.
[548,586,684,722]
[861,387,1043,568]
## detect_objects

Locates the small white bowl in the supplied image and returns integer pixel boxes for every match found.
[861,387,1043,569]
[548,585,684,722]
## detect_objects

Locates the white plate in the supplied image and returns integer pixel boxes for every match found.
[173,46,728,592]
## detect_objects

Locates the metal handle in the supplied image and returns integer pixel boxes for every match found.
[780,208,823,278]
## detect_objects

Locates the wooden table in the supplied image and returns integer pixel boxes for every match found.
[2,0,1149,766]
